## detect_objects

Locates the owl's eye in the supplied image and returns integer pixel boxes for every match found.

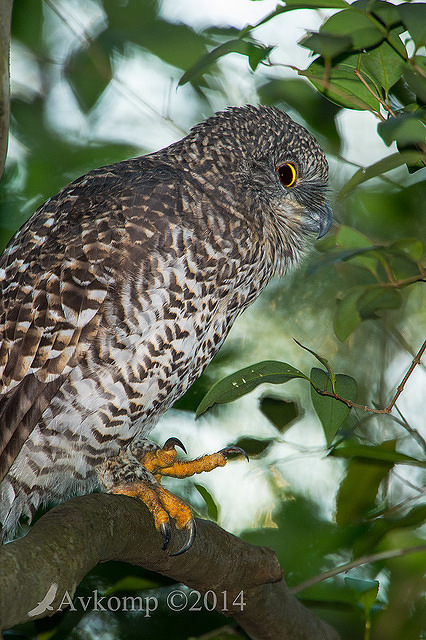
[277,162,297,188]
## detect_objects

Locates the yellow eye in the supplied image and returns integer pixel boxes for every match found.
[277,162,297,188]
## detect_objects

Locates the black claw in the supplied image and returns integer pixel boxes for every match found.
[170,518,196,557]
[219,446,249,462]
[163,437,187,454]
[160,522,172,550]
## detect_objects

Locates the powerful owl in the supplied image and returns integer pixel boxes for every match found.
[0,105,332,553]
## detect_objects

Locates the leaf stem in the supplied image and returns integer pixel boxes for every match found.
[353,69,390,120]
[311,340,426,415]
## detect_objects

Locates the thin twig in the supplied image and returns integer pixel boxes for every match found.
[387,340,426,412]
[353,69,391,120]
[292,544,426,594]
[312,340,426,415]
[394,405,426,453]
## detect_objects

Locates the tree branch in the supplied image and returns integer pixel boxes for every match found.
[0,493,340,639]
[0,0,13,181]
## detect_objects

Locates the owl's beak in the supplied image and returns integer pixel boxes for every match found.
[316,202,333,238]
[305,202,333,239]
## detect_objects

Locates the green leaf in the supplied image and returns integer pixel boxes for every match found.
[398,3,426,48]
[369,0,402,28]
[339,150,426,197]
[304,56,381,111]
[196,361,309,417]
[310,368,357,445]
[336,445,395,525]
[357,287,402,319]
[330,442,426,467]
[138,21,208,70]
[285,0,349,6]
[179,40,242,85]
[295,339,337,391]
[248,44,274,71]
[178,39,271,85]
[65,42,112,112]
[403,59,426,104]
[335,226,380,275]
[345,577,379,614]
[259,396,300,432]
[378,112,426,147]
[336,225,373,249]
[105,576,161,596]
[308,246,378,276]
[11,0,44,52]
[194,484,219,521]
[362,41,406,96]
[334,290,362,341]
[320,9,385,50]
[355,504,426,556]
[388,254,421,280]
[301,32,353,59]
[388,238,424,262]
[234,436,273,457]
[345,576,379,595]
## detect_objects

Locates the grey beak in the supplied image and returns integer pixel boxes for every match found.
[314,202,333,239]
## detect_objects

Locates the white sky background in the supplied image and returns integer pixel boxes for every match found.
[8,0,426,534]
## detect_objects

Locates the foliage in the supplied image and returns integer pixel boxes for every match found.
[2,0,426,639]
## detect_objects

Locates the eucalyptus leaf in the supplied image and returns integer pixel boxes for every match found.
[357,287,402,319]
[336,441,396,525]
[320,9,385,50]
[339,150,426,197]
[330,442,426,467]
[285,0,349,6]
[234,436,273,457]
[260,396,300,432]
[310,368,357,445]
[194,483,219,521]
[66,42,112,112]
[307,247,377,276]
[362,40,406,95]
[334,290,363,341]
[196,361,309,416]
[403,60,426,103]
[388,238,424,261]
[378,113,426,147]
[301,32,353,59]
[305,57,381,111]
[369,0,402,28]
[397,3,426,48]
[179,39,249,85]
[345,577,379,614]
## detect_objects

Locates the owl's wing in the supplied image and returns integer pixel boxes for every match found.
[0,158,195,482]
[0,160,170,482]
[0,191,119,482]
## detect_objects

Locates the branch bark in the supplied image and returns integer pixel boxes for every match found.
[0,493,339,639]
[0,0,13,180]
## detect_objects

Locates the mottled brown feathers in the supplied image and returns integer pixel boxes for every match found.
[0,105,331,538]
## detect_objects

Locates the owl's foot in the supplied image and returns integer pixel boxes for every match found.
[112,476,196,555]
[100,438,248,555]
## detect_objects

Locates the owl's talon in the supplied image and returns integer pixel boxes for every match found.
[104,439,249,556]
[163,437,187,454]
[160,521,172,550]
[219,446,249,462]
[171,518,196,556]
